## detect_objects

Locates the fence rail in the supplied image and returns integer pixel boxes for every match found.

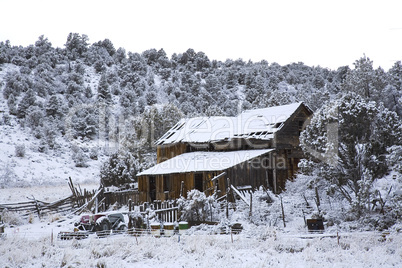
[0,195,78,219]
[137,200,179,223]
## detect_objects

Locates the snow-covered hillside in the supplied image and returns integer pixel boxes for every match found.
[0,120,102,186]
[0,64,102,188]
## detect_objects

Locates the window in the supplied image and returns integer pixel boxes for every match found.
[298,120,304,135]
[163,175,170,192]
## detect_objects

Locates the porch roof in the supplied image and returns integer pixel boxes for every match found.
[137,149,274,176]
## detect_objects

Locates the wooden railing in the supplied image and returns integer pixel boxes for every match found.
[138,200,179,223]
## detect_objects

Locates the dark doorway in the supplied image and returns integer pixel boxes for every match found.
[149,176,156,202]
[163,175,170,192]
[266,169,274,191]
[194,173,203,192]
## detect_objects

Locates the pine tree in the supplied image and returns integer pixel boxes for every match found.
[65,33,89,60]
[100,152,137,187]
[7,93,17,115]
[97,74,112,102]
[46,95,63,117]
[388,61,402,90]
[17,89,36,118]
[300,93,402,217]
[342,55,386,101]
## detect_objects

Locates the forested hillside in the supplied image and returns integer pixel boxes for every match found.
[0,34,401,219]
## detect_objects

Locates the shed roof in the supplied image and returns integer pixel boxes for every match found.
[137,149,274,176]
[156,102,309,145]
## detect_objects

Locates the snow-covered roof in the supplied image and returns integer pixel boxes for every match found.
[156,102,307,145]
[156,116,237,145]
[137,149,274,176]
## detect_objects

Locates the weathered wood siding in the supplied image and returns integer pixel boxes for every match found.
[225,153,272,190]
[274,105,312,149]
[138,175,148,202]
[157,143,188,163]
[138,104,313,201]
[138,151,297,202]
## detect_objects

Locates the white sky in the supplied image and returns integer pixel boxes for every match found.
[1,0,401,70]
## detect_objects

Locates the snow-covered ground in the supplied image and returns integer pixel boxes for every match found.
[0,183,99,203]
[1,184,401,267]
[1,218,400,267]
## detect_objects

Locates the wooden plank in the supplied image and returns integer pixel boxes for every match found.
[210,172,226,182]
[230,185,250,207]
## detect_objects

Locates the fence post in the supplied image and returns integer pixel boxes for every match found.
[32,195,41,219]
[249,193,252,218]
[226,178,230,218]
[280,196,286,228]
[95,196,98,214]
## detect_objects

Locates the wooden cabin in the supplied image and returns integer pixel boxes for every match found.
[137,102,313,202]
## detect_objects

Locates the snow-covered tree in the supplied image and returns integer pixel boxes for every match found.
[71,144,89,168]
[70,107,98,139]
[300,93,402,217]
[65,33,89,60]
[100,152,138,187]
[45,95,66,118]
[17,89,37,118]
[178,189,218,222]
[7,93,17,115]
[97,74,112,102]
[342,55,387,101]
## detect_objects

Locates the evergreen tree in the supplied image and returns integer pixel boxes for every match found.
[0,40,12,64]
[97,74,112,102]
[100,152,138,187]
[71,107,98,139]
[25,106,44,131]
[7,93,17,115]
[65,33,89,60]
[113,47,126,64]
[300,93,402,217]
[34,35,52,57]
[145,87,157,105]
[389,61,402,90]
[342,55,386,101]
[17,89,36,118]
[45,95,66,118]
[3,70,33,99]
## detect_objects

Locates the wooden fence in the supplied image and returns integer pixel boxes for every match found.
[1,180,259,224]
[138,200,179,223]
[101,189,140,211]
[0,179,97,219]
[0,195,76,219]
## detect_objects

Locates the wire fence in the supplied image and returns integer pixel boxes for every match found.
[3,225,390,244]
